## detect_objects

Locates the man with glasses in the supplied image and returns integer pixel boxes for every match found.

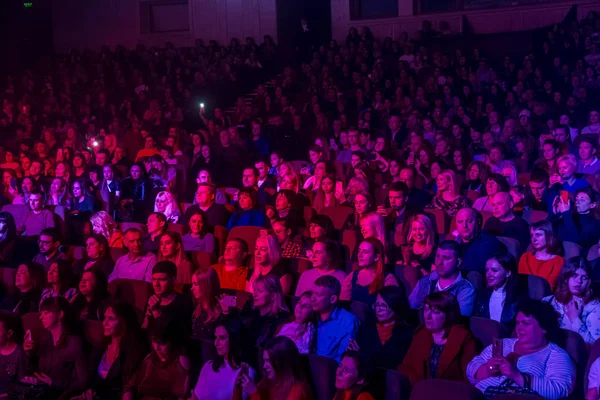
[32,228,68,270]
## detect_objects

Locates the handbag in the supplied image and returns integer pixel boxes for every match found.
[483,374,540,399]
[11,382,47,399]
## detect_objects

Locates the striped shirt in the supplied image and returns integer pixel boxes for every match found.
[466,338,575,399]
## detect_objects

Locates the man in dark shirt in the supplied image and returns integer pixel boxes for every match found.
[183,183,231,228]
[399,167,432,210]
[483,192,531,254]
[143,261,192,333]
[32,228,69,270]
[144,212,167,252]
[454,208,504,275]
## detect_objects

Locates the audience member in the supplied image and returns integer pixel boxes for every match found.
[518,220,565,289]
[71,269,110,321]
[212,238,249,291]
[0,262,45,315]
[109,228,157,283]
[296,240,346,296]
[483,191,531,252]
[158,232,194,284]
[275,290,316,354]
[181,209,215,253]
[0,313,27,396]
[73,234,114,279]
[90,211,124,248]
[409,240,476,316]
[19,190,55,236]
[333,351,376,400]
[41,260,77,303]
[399,292,477,384]
[467,300,575,399]
[247,233,293,295]
[191,267,222,340]
[32,227,69,270]
[144,212,168,252]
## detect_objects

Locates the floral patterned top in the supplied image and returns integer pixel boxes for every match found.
[425,196,471,217]
[542,295,600,344]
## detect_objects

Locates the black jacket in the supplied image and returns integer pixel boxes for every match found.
[473,277,525,331]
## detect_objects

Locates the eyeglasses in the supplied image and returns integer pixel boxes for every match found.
[372,302,390,312]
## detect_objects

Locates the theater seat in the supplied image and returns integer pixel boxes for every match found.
[518,274,551,300]
[213,225,228,256]
[428,209,451,234]
[307,355,338,400]
[584,338,600,391]
[288,257,312,275]
[227,226,263,255]
[409,379,485,399]
[107,279,153,323]
[83,319,105,350]
[470,316,509,348]
[120,222,147,234]
[341,229,358,258]
[0,267,16,293]
[393,264,422,294]
[319,206,353,230]
[168,223,188,235]
[109,247,129,262]
[67,246,86,261]
[190,251,215,269]
[220,289,252,310]
[522,210,547,225]
[21,312,44,344]
[497,236,522,261]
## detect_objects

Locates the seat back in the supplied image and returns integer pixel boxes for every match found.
[469,316,509,348]
[428,209,451,234]
[227,226,263,255]
[213,225,228,256]
[120,222,148,234]
[563,241,581,260]
[304,207,316,228]
[584,337,600,390]
[107,279,153,322]
[180,203,193,213]
[109,247,129,263]
[466,190,482,203]
[220,289,253,310]
[380,368,411,400]
[393,264,422,294]
[168,223,188,235]
[523,210,547,225]
[588,244,600,262]
[83,319,105,350]
[307,355,338,400]
[374,188,389,206]
[319,206,354,230]
[21,312,43,344]
[561,328,587,398]
[67,246,86,261]
[288,258,312,275]
[466,270,485,293]
[190,251,215,269]
[341,229,358,258]
[518,274,551,300]
[2,204,30,230]
[409,379,485,399]
[348,301,373,324]
[497,236,522,261]
[0,267,16,294]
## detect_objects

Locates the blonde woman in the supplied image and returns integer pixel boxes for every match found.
[425,169,470,217]
[402,214,437,274]
[154,191,181,223]
[359,212,389,263]
[246,233,294,295]
[190,267,222,340]
[158,231,195,284]
[90,211,123,247]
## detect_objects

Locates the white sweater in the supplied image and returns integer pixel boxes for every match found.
[194,360,256,400]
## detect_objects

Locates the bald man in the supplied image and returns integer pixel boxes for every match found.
[483,192,531,254]
[454,208,503,275]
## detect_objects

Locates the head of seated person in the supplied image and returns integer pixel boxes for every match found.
[151,261,177,298]
[195,183,217,209]
[28,189,45,213]
[275,190,296,216]
[90,211,119,241]
[38,228,62,259]
[47,260,75,296]
[0,211,16,246]
[242,167,260,189]
[154,191,179,222]
[388,181,409,213]
[423,291,462,337]
[191,267,220,316]
[360,212,387,248]
[15,262,45,297]
[187,209,209,238]
[147,212,167,238]
[312,275,342,318]
[39,296,77,336]
[485,251,518,293]
[455,207,483,242]
[77,269,109,308]
[491,191,515,221]
[158,232,188,265]
[550,257,594,307]
[102,301,142,354]
[211,314,244,371]
[85,234,111,262]
[259,336,310,394]
[251,274,288,317]
[308,215,335,243]
[223,238,248,268]
[237,188,258,211]
[123,228,144,258]
[334,351,374,399]
[529,220,562,256]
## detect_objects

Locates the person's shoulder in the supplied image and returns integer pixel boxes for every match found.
[448,324,474,340]
[541,295,555,303]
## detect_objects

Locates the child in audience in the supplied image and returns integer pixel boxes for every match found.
[276,291,316,354]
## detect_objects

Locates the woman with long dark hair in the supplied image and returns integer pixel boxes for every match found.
[73,234,114,279]
[543,257,600,344]
[194,316,256,400]
[235,336,312,400]
[190,267,222,340]
[72,269,110,321]
[333,351,375,400]
[0,212,16,264]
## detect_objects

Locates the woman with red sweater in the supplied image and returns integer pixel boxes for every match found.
[235,336,313,400]
[397,292,477,385]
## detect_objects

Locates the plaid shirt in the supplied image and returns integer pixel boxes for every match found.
[281,240,303,258]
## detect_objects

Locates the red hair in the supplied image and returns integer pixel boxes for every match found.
[363,237,385,294]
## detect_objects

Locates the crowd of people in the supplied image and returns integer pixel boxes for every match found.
[0,9,599,400]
